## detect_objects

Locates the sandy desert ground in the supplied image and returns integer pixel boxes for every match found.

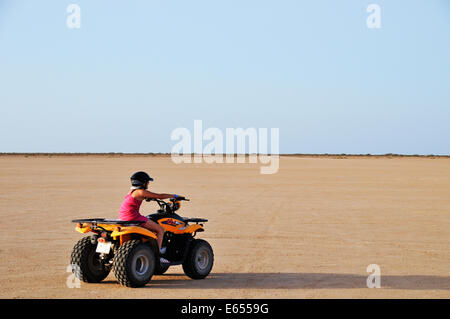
[0,154,449,298]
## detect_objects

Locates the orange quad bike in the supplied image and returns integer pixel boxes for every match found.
[70,198,214,288]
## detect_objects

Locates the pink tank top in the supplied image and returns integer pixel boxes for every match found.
[118,190,148,222]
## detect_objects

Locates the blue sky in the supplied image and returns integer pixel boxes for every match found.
[0,0,449,154]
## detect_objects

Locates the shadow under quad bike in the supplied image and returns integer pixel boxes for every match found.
[70,197,214,288]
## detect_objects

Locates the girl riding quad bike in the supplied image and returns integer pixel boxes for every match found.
[119,171,182,264]
[69,172,214,287]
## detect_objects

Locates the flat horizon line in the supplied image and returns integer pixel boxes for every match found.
[0,152,449,158]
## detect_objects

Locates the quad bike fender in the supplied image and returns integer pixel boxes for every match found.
[110,226,158,241]
[75,224,92,234]
[183,224,204,234]
[75,224,158,245]
[158,218,205,234]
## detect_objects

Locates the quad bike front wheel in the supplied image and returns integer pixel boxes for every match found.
[113,240,156,287]
[70,236,111,283]
[182,239,214,279]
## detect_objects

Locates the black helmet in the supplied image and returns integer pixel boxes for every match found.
[130,171,153,188]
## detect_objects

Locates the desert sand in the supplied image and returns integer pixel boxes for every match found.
[0,154,449,298]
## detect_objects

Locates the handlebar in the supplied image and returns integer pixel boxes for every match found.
[144,197,189,214]
[145,197,189,203]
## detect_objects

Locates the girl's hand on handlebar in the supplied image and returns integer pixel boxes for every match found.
[173,194,188,201]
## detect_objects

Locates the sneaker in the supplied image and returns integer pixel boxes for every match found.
[160,257,170,264]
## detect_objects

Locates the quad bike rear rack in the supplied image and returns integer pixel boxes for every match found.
[72,218,207,225]
[72,218,145,226]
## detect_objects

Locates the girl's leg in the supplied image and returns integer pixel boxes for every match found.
[142,220,165,251]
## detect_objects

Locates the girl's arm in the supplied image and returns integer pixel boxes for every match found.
[132,189,175,201]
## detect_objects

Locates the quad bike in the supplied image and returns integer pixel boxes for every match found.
[70,197,214,288]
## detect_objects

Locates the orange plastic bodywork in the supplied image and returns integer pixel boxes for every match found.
[158,218,204,234]
[75,218,204,244]
[110,225,157,241]
[75,223,158,245]
[76,225,92,233]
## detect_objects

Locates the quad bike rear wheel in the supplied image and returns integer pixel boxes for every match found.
[70,236,111,283]
[182,239,214,279]
[113,240,155,287]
